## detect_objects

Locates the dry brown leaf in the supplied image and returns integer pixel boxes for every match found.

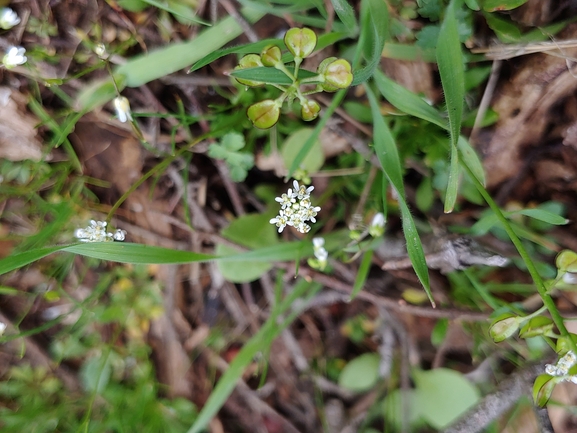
[0,87,42,162]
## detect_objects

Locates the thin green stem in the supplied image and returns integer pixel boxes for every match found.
[461,159,577,354]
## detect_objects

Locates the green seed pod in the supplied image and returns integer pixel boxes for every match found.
[284,27,317,60]
[261,45,282,67]
[234,54,264,87]
[323,58,353,90]
[489,313,520,343]
[301,100,320,121]
[247,99,281,129]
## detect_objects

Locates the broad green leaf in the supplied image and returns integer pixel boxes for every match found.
[413,368,480,429]
[383,389,424,431]
[366,85,432,305]
[350,250,373,299]
[77,6,266,110]
[281,128,325,174]
[222,212,279,250]
[188,279,321,433]
[482,0,528,12]
[331,0,358,34]
[215,244,273,283]
[437,0,465,213]
[374,70,446,129]
[338,353,380,391]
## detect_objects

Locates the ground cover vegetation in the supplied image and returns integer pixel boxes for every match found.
[2,0,577,431]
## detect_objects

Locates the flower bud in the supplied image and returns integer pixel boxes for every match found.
[301,99,320,121]
[247,99,281,129]
[533,374,557,407]
[284,27,317,60]
[557,250,577,273]
[489,313,520,343]
[369,212,386,237]
[261,45,282,67]
[234,54,264,87]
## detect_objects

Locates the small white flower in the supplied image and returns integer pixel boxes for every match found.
[113,96,132,123]
[275,190,296,209]
[270,211,289,233]
[94,43,107,59]
[0,7,20,30]
[113,229,127,242]
[369,212,386,237]
[0,321,6,337]
[2,46,26,69]
[293,180,314,200]
[313,237,324,249]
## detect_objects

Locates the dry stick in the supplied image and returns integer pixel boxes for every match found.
[219,0,259,43]
[442,363,544,433]
[282,264,489,321]
[469,59,502,142]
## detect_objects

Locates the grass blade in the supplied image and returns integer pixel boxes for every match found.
[373,70,447,129]
[436,0,465,213]
[365,85,432,306]
[350,250,373,299]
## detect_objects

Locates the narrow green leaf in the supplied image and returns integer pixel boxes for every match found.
[458,136,485,185]
[445,143,460,213]
[190,39,280,72]
[365,85,432,306]
[351,0,388,86]
[350,250,373,299]
[140,0,210,25]
[436,0,465,213]
[483,0,529,12]
[77,7,266,110]
[230,67,318,85]
[331,0,358,34]
[515,209,568,225]
[0,240,315,276]
[373,70,447,129]
[187,279,321,433]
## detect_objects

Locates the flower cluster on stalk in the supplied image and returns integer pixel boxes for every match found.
[74,220,126,243]
[270,180,321,234]
[545,351,577,384]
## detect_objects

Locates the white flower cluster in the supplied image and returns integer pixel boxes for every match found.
[74,220,126,243]
[545,351,577,383]
[270,180,321,234]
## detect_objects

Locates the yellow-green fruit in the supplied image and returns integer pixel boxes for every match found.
[247,100,280,129]
[284,27,317,59]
